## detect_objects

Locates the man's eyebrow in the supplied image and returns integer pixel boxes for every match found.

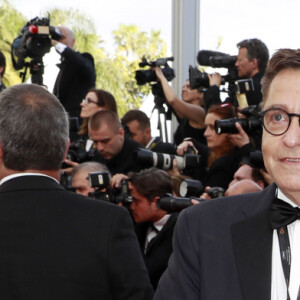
[263,104,288,110]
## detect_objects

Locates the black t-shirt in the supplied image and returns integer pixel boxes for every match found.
[173,118,206,147]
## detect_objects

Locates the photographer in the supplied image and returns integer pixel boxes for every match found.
[177,104,254,190]
[121,109,176,154]
[71,161,110,197]
[111,168,178,290]
[204,38,269,109]
[153,66,207,146]
[52,26,96,122]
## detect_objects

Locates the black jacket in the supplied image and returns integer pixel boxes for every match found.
[0,175,153,299]
[135,213,178,290]
[155,184,276,300]
[53,48,96,119]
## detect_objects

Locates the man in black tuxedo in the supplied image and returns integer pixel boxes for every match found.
[0,84,153,299]
[128,168,178,290]
[155,49,300,299]
[52,26,96,121]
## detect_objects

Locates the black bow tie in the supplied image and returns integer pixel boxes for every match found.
[269,198,300,229]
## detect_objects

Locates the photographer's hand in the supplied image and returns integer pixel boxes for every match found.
[177,141,198,156]
[110,173,128,189]
[228,122,250,148]
[153,66,165,81]
[61,158,79,174]
[208,73,222,87]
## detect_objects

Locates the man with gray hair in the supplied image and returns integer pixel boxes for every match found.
[0,84,153,299]
[72,161,110,196]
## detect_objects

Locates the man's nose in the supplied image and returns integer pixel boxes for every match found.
[282,117,300,148]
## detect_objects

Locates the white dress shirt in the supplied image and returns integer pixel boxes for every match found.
[271,188,300,300]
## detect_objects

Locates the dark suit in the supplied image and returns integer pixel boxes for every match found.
[154,184,276,300]
[53,48,96,120]
[0,175,154,299]
[135,213,178,290]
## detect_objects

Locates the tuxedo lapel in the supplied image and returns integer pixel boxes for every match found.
[146,214,178,254]
[231,186,275,300]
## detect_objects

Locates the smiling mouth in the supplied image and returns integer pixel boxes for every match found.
[285,158,300,162]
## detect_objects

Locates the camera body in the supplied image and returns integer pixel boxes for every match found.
[135,56,175,85]
[88,172,132,206]
[12,16,61,70]
[179,179,225,199]
[214,105,262,136]
[65,139,97,164]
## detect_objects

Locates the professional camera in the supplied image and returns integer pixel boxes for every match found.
[12,16,61,70]
[88,172,132,206]
[135,56,175,85]
[191,50,238,100]
[179,179,225,198]
[189,65,226,89]
[136,148,202,171]
[197,50,237,69]
[65,139,98,164]
[214,105,262,136]
[156,194,204,213]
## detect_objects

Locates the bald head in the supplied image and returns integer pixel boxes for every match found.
[225,179,263,197]
[58,26,75,49]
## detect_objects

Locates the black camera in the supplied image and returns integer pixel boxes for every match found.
[11,16,61,70]
[189,50,238,91]
[157,194,205,213]
[65,139,97,164]
[135,56,175,85]
[214,105,262,136]
[88,172,132,206]
[136,148,202,171]
[179,179,224,198]
[207,187,225,198]
[197,50,237,69]
[189,65,225,89]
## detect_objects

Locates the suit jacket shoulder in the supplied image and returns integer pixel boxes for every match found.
[0,175,154,299]
[155,184,276,300]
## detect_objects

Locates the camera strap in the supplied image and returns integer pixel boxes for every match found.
[277,226,300,300]
[277,226,291,300]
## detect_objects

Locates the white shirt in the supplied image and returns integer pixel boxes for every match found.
[271,188,300,300]
[144,214,171,254]
[0,173,59,185]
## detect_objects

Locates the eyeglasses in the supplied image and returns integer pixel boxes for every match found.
[82,98,98,105]
[259,108,300,136]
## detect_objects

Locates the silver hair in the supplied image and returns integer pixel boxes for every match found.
[0,84,69,170]
[72,161,110,178]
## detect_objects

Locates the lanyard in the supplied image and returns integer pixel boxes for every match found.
[277,226,300,300]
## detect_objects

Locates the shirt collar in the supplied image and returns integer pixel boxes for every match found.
[153,214,171,232]
[0,173,59,186]
[277,187,300,208]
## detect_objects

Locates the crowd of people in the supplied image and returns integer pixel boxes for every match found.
[1,28,300,300]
